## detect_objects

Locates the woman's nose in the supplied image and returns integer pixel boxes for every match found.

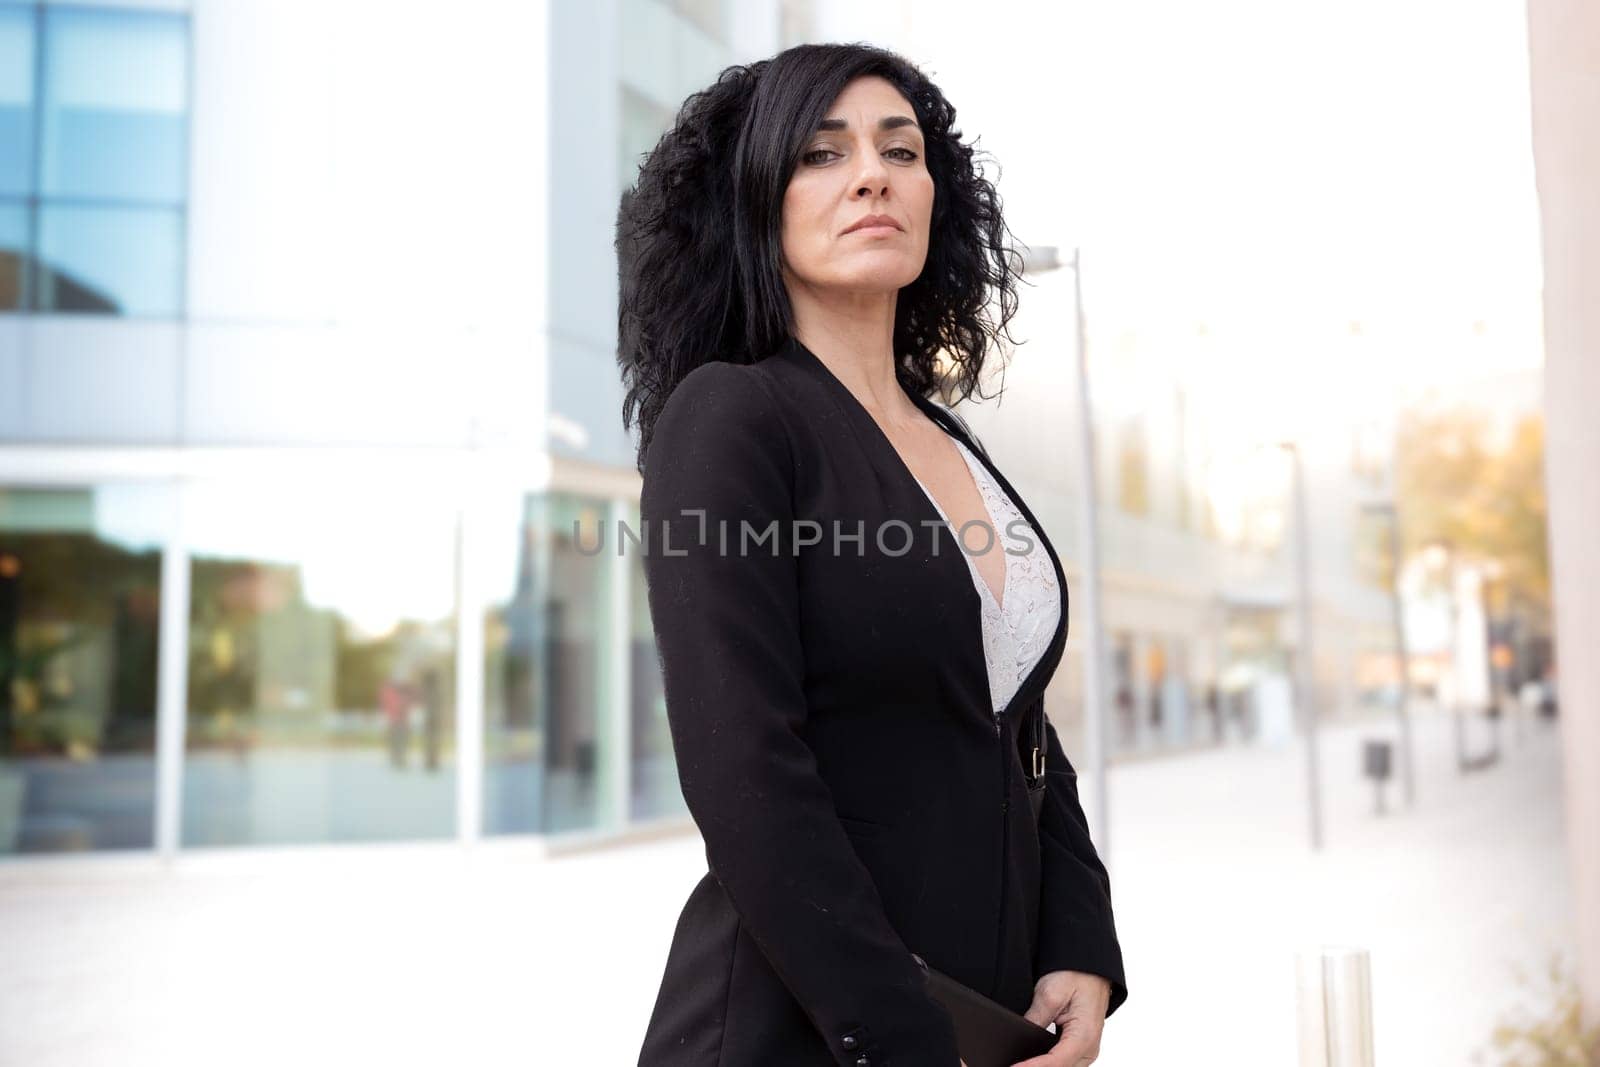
[851,149,890,196]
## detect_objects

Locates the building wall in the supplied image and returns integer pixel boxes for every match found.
[4,0,551,450]
[549,0,783,469]
[1527,0,1600,1025]
[0,0,794,860]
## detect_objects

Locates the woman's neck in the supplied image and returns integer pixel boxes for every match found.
[788,287,913,424]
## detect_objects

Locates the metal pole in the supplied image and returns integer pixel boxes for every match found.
[1384,505,1416,807]
[1296,947,1376,1066]
[1070,247,1112,857]
[154,482,191,864]
[1445,545,1468,774]
[1285,443,1324,851]
[454,477,487,847]
[1481,568,1503,766]
[1508,586,1525,747]
[605,498,634,829]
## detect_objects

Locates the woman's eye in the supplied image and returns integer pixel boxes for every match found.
[801,146,920,166]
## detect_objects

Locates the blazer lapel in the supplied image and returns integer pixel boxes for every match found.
[774,334,1069,725]
[905,389,1070,723]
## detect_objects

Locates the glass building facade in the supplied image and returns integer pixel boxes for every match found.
[0,469,687,857]
[0,0,783,859]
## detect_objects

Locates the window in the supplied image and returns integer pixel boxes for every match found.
[483,492,618,835]
[0,199,22,308]
[668,0,728,44]
[627,499,682,821]
[620,86,675,193]
[1,5,190,317]
[0,484,170,855]
[0,4,34,308]
[182,482,459,847]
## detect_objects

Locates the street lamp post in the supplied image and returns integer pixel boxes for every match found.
[1481,559,1513,746]
[1425,540,1473,774]
[1068,248,1113,857]
[1015,242,1112,855]
[1281,441,1325,851]
[1361,500,1416,808]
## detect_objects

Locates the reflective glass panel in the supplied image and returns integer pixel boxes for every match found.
[0,199,24,309]
[183,483,458,847]
[0,5,34,198]
[626,500,682,821]
[34,204,182,315]
[670,0,729,45]
[484,492,614,835]
[39,7,187,203]
[0,484,169,855]
[620,87,673,192]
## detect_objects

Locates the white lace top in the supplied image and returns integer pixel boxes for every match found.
[909,437,1062,716]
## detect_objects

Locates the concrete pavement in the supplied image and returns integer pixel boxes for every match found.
[0,706,1572,1066]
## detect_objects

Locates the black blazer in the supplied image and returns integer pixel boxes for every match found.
[636,334,1126,1066]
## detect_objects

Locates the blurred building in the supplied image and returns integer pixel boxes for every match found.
[950,270,1404,763]
[0,0,801,859]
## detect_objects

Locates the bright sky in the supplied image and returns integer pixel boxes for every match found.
[811,0,1548,548]
[814,0,1546,388]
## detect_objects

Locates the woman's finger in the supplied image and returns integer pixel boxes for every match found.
[1023,984,1060,1029]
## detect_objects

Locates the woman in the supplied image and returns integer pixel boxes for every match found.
[617,43,1127,1067]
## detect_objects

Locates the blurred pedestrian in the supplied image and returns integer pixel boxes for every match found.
[379,677,410,770]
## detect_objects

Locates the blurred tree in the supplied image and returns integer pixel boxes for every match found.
[1117,420,1150,516]
[1478,952,1600,1066]
[1394,408,1550,613]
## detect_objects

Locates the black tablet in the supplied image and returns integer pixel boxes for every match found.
[911,954,1059,1067]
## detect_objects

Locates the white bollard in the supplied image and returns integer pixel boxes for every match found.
[1296,947,1375,1067]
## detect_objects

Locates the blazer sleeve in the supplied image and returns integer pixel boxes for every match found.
[639,362,961,1066]
[1032,707,1130,1018]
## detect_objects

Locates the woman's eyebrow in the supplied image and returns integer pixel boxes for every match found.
[815,115,921,134]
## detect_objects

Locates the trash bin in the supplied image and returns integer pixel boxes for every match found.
[1362,739,1393,815]
[1362,739,1392,779]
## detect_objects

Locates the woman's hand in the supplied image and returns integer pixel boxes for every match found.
[1012,969,1111,1066]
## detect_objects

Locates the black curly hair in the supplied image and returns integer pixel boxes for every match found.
[616,42,1025,475]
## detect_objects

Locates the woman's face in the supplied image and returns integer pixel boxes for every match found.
[780,75,934,297]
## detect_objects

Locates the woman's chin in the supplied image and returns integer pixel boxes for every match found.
[820,263,925,294]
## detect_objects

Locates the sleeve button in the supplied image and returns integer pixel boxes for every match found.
[854,1057,871,1067]
[840,1033,859,1051]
